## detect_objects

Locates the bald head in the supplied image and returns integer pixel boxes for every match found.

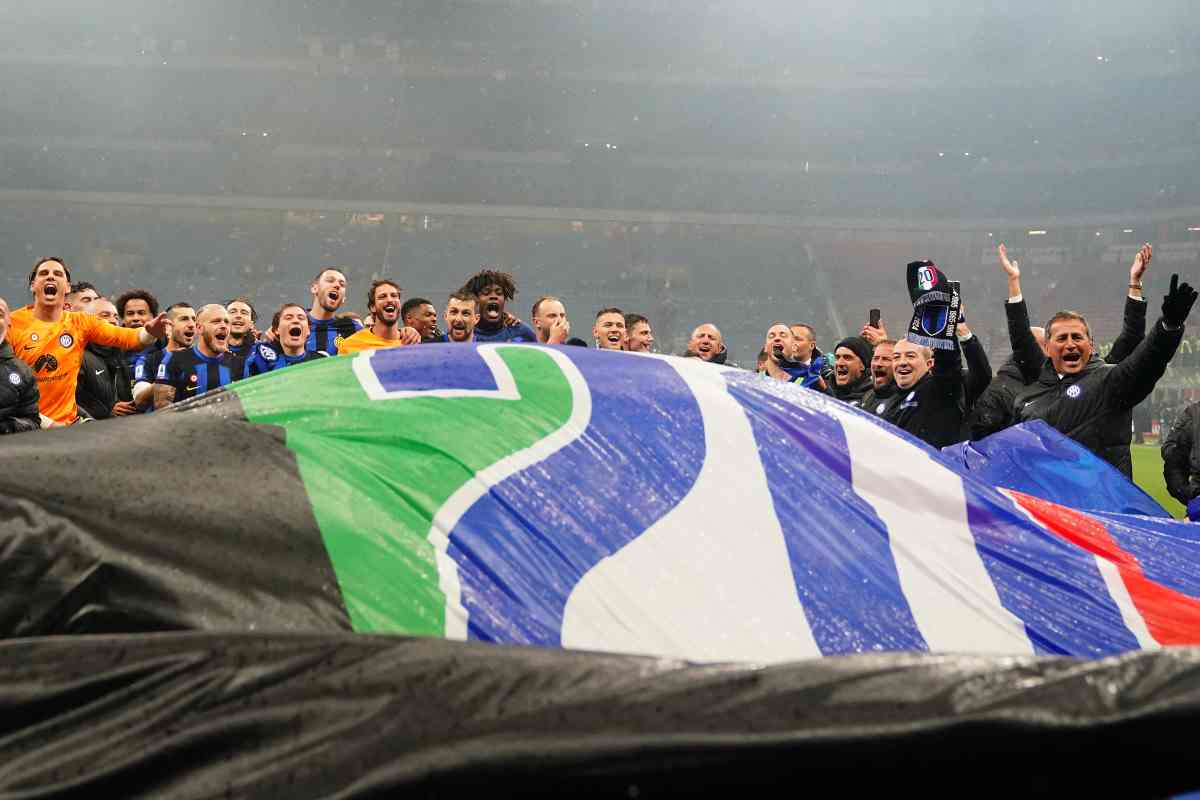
[196,303,232,357]
[688,323,723,361]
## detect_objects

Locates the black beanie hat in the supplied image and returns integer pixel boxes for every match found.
[833,336,873,371]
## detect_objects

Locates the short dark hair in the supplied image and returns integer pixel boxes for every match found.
[1045,311,1092,341]
[271,302,307,332]
[460,268,517,300]
[366,279,402,311]
[531,295,561,319]
[401,297,432,321]
[448,290,478,307]
[311,266,346,286]
[624,313,649,330]
[226,296,258,322]
[69,281,97,296]
[595,307,624,321]
[164,302,195,319]
[790,323,816,338]
[28,257,71,286]
[116,288,160,318]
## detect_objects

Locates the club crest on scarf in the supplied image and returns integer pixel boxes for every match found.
[906,260,960,351]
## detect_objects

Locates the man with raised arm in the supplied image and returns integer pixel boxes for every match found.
[969,243,1152,440]
[9,257,168,426]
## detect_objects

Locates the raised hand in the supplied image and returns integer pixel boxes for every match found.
[1131,243,1152,285]
[860,322,888,345]
[1162,274,1198,328]
[998,243,1020,279]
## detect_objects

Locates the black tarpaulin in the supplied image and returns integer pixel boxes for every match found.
[1,632,1199,798]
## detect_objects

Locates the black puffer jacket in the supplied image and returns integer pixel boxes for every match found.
[1014,317,1182,477]
[860,382,898,416]
[0,340,40,434]
[1161,402,1200,504]
[76,344,133,421]
[970,295,1148,441]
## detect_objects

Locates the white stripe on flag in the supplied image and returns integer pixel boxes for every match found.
[561,358,823,663]
[834,408,1036,655]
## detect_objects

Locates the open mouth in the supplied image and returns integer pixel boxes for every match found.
[288,326,303,338]
[771,344,784,359]
[326,291,340,304]
[42,284,58,298]
[606,333,622,345]
[1062,352,1082,365]
[382,303,398,315]
[697,343,713,355]
[215,331,228,342]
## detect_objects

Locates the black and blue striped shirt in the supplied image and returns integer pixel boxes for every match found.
[307,313,363,357]
[154,345,237,402]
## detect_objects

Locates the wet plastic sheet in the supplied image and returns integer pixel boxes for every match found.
[1,632,1200,798]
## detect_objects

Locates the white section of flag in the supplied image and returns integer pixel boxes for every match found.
[833,407,1036,655]
[561,358,823,663]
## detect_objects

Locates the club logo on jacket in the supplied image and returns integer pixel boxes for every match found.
[8,373,20,386]
[1066,385,1082,399]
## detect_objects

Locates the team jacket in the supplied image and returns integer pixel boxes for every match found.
[75,344,134,421]
[881,343,965,449]
[0,341,40,434]
[970,295,1148,441]
[472,320,537,344]
[1014,317,1182,477]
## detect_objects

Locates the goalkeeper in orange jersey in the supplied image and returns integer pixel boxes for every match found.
[8,257,169,426]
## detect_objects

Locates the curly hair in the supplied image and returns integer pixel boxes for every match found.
[460,268,517,301]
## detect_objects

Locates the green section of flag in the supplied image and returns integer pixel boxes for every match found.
[232,348,575,635]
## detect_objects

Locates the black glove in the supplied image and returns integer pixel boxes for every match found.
[1162,273,1199,328]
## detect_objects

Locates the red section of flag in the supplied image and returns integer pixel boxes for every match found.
[1010,490,1200,646]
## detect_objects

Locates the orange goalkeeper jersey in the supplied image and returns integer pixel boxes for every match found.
[8,306,143,424]
[336,329,408,355]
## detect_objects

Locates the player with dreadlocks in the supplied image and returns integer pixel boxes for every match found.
[458,268,537,344]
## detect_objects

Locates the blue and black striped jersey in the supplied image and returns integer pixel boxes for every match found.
[154,345,238,402]
[307,314,363,357]
[243,342,327,378]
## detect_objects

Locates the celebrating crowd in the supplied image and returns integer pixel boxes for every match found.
[4,244,1200,515]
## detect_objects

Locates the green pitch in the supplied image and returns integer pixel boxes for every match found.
[1131,444,1185,519]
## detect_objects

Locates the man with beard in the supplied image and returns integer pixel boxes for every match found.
[0,296,40,435]
[686,323,728,364]
[881,337,966,449]
[243,303,327,377]
[1013,276,1195,477]
[154,304,239,408]
[969,243,1150,441]
[75,297,137,420]
[459,269,537,343]
[133,303,196,411]
[402,297,441,343]
[593,308,627,351]
[859,339,897,416]
[624,314,655,353]
[308,267,364,356]
[225,298,259,360]
[9,257,168,426]
[442,291,480,343]
[830,336,874,405]
[337,280,422,355]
